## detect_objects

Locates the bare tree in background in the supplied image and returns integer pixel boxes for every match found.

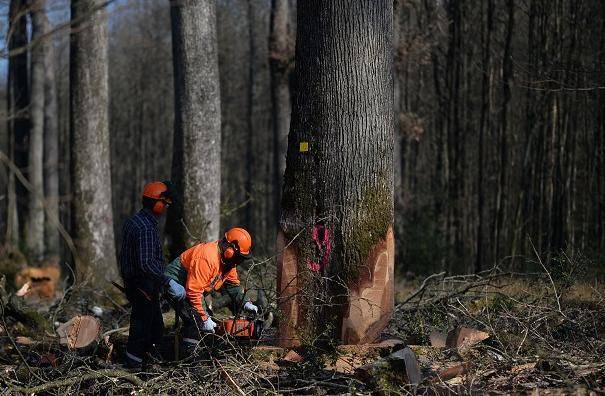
[277,0,394,346]
[217,0,250,229]
[5,0,29,250]
[247,0,275,254]
[25,0,47,259]
[42,2,61,256]
[269,0,295,228]
[70,0,117,280]
[167,0,221,254]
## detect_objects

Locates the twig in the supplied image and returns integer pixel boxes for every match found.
[0,291,46,383]
[529,237,564,315]
[214,358,245,396]
[0,150,81,267]
[400,271,446,306]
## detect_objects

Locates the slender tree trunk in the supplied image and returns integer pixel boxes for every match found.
[270,0,295,213]
[277,0,394,346]
[26,0,47,260]
[42,6,61,256]
[247,0,275,255]
[476,0,493,273]
[6,0,30,249]
[217,0,250,229]
[167,0,222,255]
[70,0,117,281]
[494,0,514,260]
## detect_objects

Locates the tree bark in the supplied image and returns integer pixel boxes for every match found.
[277,0,394,346]
[70,0,117,281]
[217,0,251,229]
[476,0,493,273]
[247,0,275,255]
[26,0,47,260]
[5,0,30,249]
[270,0,295,215]
[167,0,222,254]
[42,6,61,256]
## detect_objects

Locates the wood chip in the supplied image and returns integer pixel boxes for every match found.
[435,362,471,381]
[429,330,447,347]
[390,346,422,385]
[283,350,303,362]
[446,327,489,350]
[15,336,36,345]
[15,282,31,297]
[511,362,537,373]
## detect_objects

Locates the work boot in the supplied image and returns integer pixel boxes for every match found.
[182,337,200,357]
[147,344,164,364]
[124,350,143,370]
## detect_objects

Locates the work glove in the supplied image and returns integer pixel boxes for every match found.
[201,317,217,333]
[166,279,186,300]
[243,301,258,314]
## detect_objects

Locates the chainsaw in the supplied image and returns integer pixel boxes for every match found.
[213,289,273,340]
[215,316,265,339]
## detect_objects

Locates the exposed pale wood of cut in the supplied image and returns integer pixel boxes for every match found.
[56,315,101,349]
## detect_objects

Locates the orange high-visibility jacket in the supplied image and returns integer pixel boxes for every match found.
[179,241,240,321]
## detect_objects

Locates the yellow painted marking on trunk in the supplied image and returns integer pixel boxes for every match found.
[299,141,309,152]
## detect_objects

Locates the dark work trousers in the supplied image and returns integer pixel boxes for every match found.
[169,297,205,342]
[124,278,164,360]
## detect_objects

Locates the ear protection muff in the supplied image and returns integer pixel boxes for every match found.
[151,200,167,215]
[222,240,239,260]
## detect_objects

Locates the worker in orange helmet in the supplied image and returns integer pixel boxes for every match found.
[118,181,185,369]
[164,227,258,346]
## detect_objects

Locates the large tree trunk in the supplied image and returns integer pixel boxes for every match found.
[70,0,117,281]
[42,5,61,256]
[25,0,47,260]
[277,0,394,346]
[247,0,275,255]
[167,0,221,254]
[5,0,30,249]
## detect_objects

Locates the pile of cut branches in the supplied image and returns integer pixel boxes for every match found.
[1,261,604,395]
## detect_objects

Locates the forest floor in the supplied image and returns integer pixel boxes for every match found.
[1,258,604,395]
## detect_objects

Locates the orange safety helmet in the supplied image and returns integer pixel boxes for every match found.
[223,227,252,259]
[142,181,173,215]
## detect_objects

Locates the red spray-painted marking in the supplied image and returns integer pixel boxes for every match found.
[306,225,332,272]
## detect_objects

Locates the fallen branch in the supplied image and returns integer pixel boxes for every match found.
[2,369,143,395]
[214,358,245,396]
[400,271,446,306]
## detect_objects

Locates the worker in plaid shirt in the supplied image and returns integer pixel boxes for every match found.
[118,181,185,369]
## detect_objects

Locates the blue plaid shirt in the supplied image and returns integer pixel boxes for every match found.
[119,209,169,285]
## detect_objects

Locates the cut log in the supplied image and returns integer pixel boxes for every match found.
[14,259,61,299]
[56,315,101,350]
